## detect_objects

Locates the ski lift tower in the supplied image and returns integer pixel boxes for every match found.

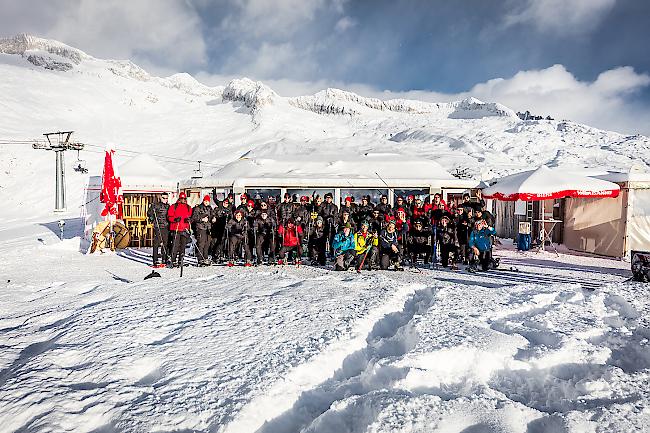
[32,131,85,212]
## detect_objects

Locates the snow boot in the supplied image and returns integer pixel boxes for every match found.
[277,259,284,265]
[227,261,235,267]
[244,261,253,267]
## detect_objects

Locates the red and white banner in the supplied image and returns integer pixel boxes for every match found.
[100,145,124,219]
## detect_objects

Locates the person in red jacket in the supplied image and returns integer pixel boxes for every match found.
[167,192,193,267]
[277,218,304,264]
[411,197,428,223]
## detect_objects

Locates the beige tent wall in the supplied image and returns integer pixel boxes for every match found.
[495,200,528,240]
[563,191,627,257]
[627,187,650,253]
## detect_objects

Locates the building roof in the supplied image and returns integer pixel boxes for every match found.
[88,153,177,192]
[181,153,478,189]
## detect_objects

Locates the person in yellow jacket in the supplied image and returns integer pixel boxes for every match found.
[354,221,379,270]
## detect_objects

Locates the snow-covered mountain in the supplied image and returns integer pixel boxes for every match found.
[1,33,649,221]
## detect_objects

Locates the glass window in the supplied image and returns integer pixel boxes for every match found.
[286,188,334,201]
[245,188,281,201]
[339,188,388,206]
[393,189,430,203]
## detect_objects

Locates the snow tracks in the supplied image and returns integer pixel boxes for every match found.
[226,276,650,433]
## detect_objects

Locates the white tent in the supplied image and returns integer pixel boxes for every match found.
[563,168,650,257]
[483,165,620,201]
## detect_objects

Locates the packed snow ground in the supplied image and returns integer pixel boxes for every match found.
[1,219,648,433]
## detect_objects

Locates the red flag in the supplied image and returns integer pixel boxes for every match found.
[100,145,123,219]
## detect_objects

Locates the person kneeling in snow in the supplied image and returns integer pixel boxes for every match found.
[468,219,497,272]
[379,221,404,271]
[332,223,356,271]
[278,218,303,265]
[354,221,378,270]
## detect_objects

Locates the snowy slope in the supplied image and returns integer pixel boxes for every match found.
[1,33,650,223]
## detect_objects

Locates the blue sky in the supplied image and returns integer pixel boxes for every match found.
[2,0,650,134]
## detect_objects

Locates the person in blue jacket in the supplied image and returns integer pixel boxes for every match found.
[468,219,497,271]
[332,223,356,271]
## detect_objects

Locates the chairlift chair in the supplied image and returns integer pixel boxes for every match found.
[191,160,203,179]
[73,150,88,173]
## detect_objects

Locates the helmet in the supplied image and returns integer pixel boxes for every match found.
[179,192,187,199]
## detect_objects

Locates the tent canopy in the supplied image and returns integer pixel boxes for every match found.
[483,165,620,201]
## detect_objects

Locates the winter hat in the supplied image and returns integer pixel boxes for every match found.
[387,220,396,227]
[203,194,210,202]
[345,196,352,203]
[397,207,406,213]
[240,193,247,200]
[343,223,352,229]
[247,199,255,207]
[361,220,370,228]
[408,195,414,200]
[179,192,187,199]
[316,216,324,224]
[324,192,333,199]
[300,195,309,202]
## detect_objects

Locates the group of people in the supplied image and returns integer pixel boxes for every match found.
[146,190,499,272]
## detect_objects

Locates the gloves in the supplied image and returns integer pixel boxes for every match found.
[174,217,181,222]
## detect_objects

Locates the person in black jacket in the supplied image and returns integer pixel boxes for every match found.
[226,210,252,266]
[192,195,213,266]
[320,193,339,250]
[379,221,404,271]
[368,208,384,234]
[308,216,328,265]
[408,219,431,265]
[436,215,459,269]
[455,207,471,265]
[277,193,295,226]
[253,210,276,265]
[211,198,232,263]
[293,196,311,231]
[147,193,170,267]
[375,194,392,216]
[354,196,373,225]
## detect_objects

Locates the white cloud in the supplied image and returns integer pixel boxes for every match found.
[220,0,327,39]
[460,65,650,134]
[335,16,356,33]
[0,0,207,70]
[503,0,617,35]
